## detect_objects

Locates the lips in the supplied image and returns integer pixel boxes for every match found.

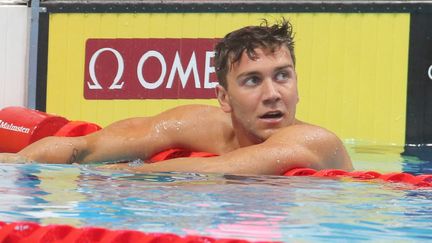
[259,110,284,120]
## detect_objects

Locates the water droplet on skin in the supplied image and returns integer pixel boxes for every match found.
[162,121,168,130]
[333,147,340,157]
[304,135,314,143]
[128,158,144,167]
[175,121,182,131]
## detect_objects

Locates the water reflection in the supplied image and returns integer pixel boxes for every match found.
[403,144,432,175]
[346,140,432,175]
[0,148,431,241]
[345,141,404,172]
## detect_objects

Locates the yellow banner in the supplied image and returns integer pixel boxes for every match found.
[46,13,409,145]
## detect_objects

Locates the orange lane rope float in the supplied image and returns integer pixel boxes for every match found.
[0,106,101,153]
[150,149,432,188]
[0,221,259,243]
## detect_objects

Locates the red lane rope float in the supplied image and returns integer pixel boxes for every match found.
[0,106,101,153]
[0,107,69,153]
[284,168,432,188]
[150,149,432,188]
[54,121,101,137]
[150,148,219,162]
[0,221,262,243]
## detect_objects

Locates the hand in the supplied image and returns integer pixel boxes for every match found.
[0,153,32,163]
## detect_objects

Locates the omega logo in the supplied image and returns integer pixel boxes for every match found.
[428,64,432,80]
[86,48,217,90]
[84,38,218,99]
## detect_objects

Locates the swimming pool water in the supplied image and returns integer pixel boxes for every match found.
[1,142,432,242]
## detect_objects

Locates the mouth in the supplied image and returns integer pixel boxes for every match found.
[259,110,284,120]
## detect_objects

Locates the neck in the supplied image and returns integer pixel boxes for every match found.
[231,117,263,147]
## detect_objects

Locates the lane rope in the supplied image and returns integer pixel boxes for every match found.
[0,221,259,243]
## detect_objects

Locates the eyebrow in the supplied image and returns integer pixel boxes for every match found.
[236,64,294,79]
[236,71,260,80]
[274,64,294,72]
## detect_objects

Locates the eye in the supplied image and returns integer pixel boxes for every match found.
[242,76,261,87]
[274,71,290,82]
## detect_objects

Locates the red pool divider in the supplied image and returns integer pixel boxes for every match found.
[283,168,432,188]
[149,150,432,188]
[0,106,101,153]
[54,121,101,137]
[150,148,218,162]
[0,107,69,153]
[0,221,268,243]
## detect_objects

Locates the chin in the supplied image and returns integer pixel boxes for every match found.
[253,130,277,143]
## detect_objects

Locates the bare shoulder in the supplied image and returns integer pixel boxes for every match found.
[158,104,228,122]
[96,104,233,156]
[105,104,228,131]
[79,104,232,162]
[269,122,353,170]
[270,121,339,143]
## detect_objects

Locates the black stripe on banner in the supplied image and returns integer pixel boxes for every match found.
[405,13,432,146]
[36,12,49,112]
[40,2,432,14]
[403,13,432,164]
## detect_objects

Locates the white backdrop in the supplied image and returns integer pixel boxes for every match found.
[0,5,28,109]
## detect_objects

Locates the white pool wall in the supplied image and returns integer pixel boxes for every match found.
[0,4,29,109]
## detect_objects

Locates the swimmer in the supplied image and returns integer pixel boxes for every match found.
[0,19,353,174]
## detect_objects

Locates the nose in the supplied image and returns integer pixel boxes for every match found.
[261,79,281,105]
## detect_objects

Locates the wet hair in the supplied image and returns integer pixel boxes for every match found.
[214,18,295,89]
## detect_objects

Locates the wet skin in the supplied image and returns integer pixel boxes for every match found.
[0,46,353,175]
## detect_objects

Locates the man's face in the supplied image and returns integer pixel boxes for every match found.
[217,46,299,146]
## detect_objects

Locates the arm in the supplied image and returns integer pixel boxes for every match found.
[8,117,171,164]
[103,125,353,175]
[0,153,33,163]
[15,136,87,164]
[0,105,229,164]
[0,136,88,164]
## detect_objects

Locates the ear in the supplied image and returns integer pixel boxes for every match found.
[216,84,232,113]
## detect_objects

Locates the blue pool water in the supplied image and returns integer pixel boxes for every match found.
[1,142,432,242]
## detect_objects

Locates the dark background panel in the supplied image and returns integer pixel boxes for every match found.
[405,13,432,145]
[36,12,49,111]
[40,1,432,14]
[403,13,432,163]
